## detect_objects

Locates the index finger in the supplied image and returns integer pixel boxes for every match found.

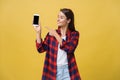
[44,26,51,30]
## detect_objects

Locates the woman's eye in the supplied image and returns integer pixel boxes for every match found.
[60,17,64,19]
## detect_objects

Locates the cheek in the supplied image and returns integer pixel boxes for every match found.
[60,19,67,24]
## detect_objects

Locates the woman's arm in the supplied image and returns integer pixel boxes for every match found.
[44,26,62,45]
[34,25,49,53]
[47,27,79,54]
[34,25,41,43]
[54,31,79,53]
[36,33,49,53]
[60,31,79,53]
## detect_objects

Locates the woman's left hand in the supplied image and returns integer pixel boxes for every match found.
[45,26,62,45]
[45,26,57,36]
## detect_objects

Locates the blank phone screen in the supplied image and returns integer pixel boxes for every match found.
[33,15,39,25]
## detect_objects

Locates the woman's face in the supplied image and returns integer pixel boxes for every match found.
[57,11,69,27]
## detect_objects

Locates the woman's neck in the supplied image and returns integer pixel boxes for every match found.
[60,26,68,37]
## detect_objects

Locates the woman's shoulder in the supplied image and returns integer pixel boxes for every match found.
[71,30,80,36]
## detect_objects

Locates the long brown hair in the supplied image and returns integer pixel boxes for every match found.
[60,8,75,31]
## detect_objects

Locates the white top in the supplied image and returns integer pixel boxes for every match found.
[57,36,68,66]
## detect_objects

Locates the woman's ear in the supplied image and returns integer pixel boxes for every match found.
[67,19,71,24]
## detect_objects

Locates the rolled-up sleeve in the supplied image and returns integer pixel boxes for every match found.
[36,33,49,53]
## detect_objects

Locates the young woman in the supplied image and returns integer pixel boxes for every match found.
[34,8,81,80]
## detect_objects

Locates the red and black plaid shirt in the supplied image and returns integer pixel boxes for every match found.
[36,27,81,80]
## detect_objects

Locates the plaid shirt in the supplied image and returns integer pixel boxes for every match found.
[36,27,81,80]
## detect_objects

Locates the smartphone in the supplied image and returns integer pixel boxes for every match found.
[33,14,39,26]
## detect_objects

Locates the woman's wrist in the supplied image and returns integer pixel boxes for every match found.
[36,32,41,43]
[54,32,62,45]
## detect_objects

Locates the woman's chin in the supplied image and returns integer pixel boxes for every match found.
[58,25,62,27]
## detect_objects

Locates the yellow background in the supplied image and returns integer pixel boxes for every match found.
[0,0,120,80]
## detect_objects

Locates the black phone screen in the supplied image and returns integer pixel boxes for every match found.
[33,15,39,25]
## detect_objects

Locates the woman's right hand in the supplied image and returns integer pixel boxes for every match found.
[33,25,41,34]
[33,25,42,43]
